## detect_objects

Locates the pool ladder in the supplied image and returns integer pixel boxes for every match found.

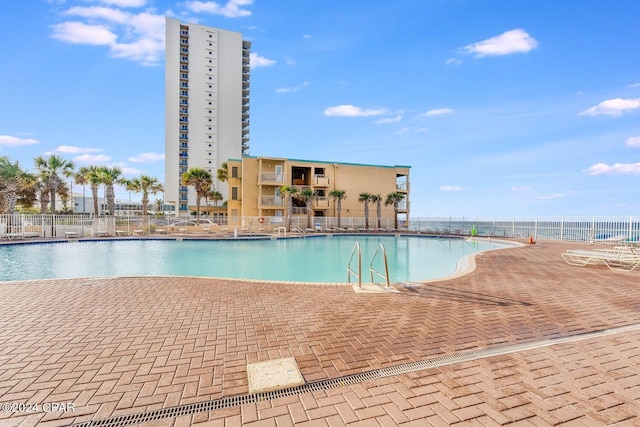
[347,242,391,288]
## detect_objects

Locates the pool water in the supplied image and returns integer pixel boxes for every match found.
[0,236,509,283]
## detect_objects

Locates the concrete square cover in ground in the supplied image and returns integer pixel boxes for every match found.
[247,357,305,393]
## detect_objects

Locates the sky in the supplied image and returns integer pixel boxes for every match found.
[1,0,639,217]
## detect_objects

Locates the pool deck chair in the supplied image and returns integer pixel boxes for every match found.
[562,249,640,272]
[604,253,640,272]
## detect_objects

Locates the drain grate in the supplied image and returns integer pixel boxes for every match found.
[70,322,640,427]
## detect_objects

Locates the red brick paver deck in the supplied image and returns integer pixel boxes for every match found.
[0,240,639,426]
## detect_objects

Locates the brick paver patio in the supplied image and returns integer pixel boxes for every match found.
[0,239,639,426]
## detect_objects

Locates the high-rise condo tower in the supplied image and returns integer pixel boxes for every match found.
[165,17,250,214]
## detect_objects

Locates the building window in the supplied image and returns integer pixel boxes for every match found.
[231,167,238,178]
[231,187,238,200]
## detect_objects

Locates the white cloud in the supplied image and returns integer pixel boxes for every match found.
[185,0,253,17]
[626,136,640,147]
[511,186,531,191]
[584,162,640,175]
[50,145,102,154]
[396,127,428,135]
[52,6,166,65]
[128,152,165,163]
[374,115,402,124]
[446,58,462,65]
[538,193,564,200]
[275,81,310,93]
[100,0,147,7]
[463,29,538,57]
[439,186,464,191]
[0,135,39,147]
[303,34,312,39]
[628,83,640,88]
[250,52,276,68]
[63,6,130,23]
[422,108,454,117]
[74,154,112,164]
[579,98,640,117]
[324,105,388,117]
[51,21,117,45]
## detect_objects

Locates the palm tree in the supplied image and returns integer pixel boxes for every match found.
[297,189,317,229]
[371,194,382,230]
[16,171,38,211]
[99,166,126,215]
[182,168,212,224]
[154,198,164,214]
[385,192,406,230]
[217,162,228,183]
[125,175,163,218]
[208,190,223,206]
[83,166,103,216]
[279,185,298,231]
[34,154,75,213]
[358,192,373,229]
[0,156,26,214]
[328,189,346,228]
[74,166,97,215]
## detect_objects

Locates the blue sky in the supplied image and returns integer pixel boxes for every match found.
[1,0,639,216]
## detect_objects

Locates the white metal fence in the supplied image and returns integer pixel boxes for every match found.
[0,214,115,238]
[2,214,638,242]
[409,216,640,242]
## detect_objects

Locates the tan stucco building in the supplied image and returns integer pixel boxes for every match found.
[226,156,410,227]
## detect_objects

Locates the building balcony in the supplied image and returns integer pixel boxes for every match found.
[314,197,330,208]
[397,201,410,212]
[259,172,285,184]
[313,175,330,186]
[396,182,409,192]
[260,196,284,207]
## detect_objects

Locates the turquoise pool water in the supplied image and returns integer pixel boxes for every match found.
[0,236,510,283]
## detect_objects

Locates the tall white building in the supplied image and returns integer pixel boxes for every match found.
[165,18,250,214]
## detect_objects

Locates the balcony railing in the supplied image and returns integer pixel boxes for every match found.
[260,196,284,206]
[396,182,409,191]
[259,172,285,183]
[314,197,330,208]
[313,175,330,186]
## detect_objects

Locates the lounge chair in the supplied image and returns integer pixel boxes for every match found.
[561,249,640,271]
[604,253,640,272]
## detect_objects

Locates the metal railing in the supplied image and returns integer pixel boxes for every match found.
[347,242,362,287]
[369,243,390,287]
[3,214,638,243]
[409,216,640,242]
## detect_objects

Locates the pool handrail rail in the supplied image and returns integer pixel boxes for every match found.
[347,242,362,287]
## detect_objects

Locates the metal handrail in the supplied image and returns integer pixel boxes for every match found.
[369,243,390,287]
[347,242,362,287]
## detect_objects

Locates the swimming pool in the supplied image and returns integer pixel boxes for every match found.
[0,235,513,283]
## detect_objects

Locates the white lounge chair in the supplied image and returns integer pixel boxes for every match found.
[561,249,640,272]
[604,253,640,272]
